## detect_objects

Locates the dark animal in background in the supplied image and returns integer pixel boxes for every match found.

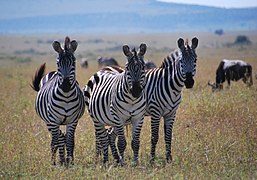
[97,56,119,68]
[208,59,253,91]
[80,58,88,69]
[145,61,157,69]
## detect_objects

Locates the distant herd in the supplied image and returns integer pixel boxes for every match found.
[31,36,254,167]
[80,49,253,92]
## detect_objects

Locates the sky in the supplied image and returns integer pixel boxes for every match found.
[157,0,257,8]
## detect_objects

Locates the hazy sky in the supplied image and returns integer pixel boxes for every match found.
[157,0,257,8]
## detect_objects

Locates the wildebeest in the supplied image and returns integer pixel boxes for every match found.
[97,56,119,68]
[208,59,253,91]
[145,61,157,69]
[80,58,88,69]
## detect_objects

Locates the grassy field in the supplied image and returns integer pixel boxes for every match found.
[0,31,256,179]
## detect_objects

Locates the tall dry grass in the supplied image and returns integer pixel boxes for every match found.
[0,32,256,179]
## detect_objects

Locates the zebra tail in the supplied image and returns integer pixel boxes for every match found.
[31,63,46,92]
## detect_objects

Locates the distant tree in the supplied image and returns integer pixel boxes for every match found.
[234,35,251,45]
[214,29,224,36]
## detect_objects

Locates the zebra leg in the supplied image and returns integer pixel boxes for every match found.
[66,123,77,166]
[131,118,144,166]
[94,122,109,164]
[58,130,66,165]
[150,117,161,162]
[107,127,119,163]
[116,125,126,166]
[49,125,60,166]
[95,131,102,162]
[164,115,175,163]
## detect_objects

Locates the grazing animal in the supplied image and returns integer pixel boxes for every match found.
[208,59,253,91]
[101,37,199,163]
[80,58,88,69]
[145,61,157,69]
[97,56,119,67]
[83,44,147,166]
[31,37,85,166]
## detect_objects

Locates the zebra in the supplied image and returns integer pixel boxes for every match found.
[83,43,147,166]
[31,37,85,166]
[104,37,199,163]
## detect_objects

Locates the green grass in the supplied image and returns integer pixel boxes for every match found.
[0,32,256,179]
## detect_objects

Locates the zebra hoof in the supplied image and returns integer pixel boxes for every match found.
[59,160,66,166]
[119,157,124,166]
[66,157,74,167]
[132,160,138,167]
[150,156,155,163]
[166,155,172,163]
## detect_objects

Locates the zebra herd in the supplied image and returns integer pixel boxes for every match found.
[31,36,198,167]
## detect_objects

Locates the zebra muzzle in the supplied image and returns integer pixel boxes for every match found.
[184,73,194,89]
[130,82,143,98]
[60,77,71,92]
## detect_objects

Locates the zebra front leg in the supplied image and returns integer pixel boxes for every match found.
[66,124,77,166]
[150,117,160,162]
[131,118,144,166]
[49,126,60,166]
[116,125,127,166]
[107,127,119,163]
[94,122,110,164]
[95,131,102,162]
[58,130,66,165]
[164,116,175,163]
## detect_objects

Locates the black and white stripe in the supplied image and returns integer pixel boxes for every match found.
[31,37,85,166]
[83,44,147,165]
[106,37,199,162]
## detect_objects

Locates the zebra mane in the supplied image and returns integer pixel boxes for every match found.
[161,49,180,68]
[132,48,137,59]
[185,38,188,46]
[64,36,70,52]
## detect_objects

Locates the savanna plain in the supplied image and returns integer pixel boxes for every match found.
[0,31,256,179]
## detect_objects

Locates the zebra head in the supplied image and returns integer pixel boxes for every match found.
[52,36,78,93]
[178,37,198,89]
[123,43,147,98]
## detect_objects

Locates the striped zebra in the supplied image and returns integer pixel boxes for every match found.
[83,43,147,166]
[31,37,85,166]
[105,37,199,163]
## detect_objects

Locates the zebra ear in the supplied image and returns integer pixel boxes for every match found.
[138,43,147,56]
[123,45,133,57]
[177,38,185,50]
[52,41,63,54]
[70,40,78,53]
[191,37,198,49]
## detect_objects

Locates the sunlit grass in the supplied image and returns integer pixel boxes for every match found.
[0,33,256,179]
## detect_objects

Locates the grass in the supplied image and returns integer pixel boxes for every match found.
[0,32,256,179]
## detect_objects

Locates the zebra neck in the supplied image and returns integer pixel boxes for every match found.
[55,80,77,97]
[176,60,186,81]
[119,75,133,99]
[165,59,186,92]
